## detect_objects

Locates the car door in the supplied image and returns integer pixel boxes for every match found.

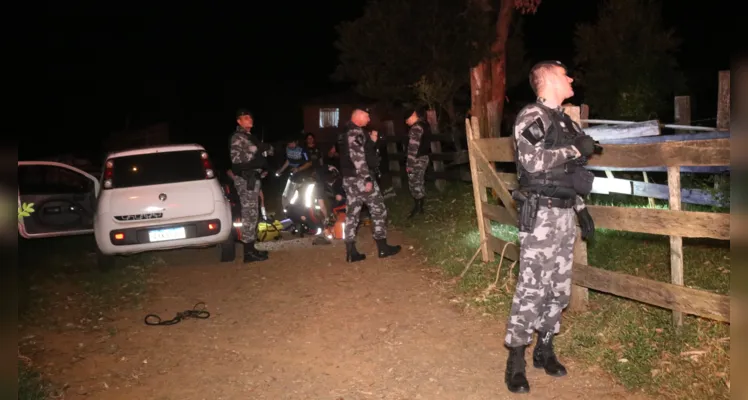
[18,161,100,239]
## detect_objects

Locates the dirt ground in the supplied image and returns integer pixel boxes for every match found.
[19,230,652,400]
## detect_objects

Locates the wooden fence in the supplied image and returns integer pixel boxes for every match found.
[379,93,730,209]
[464,103,730,325]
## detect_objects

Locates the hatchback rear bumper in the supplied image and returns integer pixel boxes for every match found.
[95,211,232,256]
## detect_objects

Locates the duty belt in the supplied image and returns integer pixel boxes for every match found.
[539,196,575,209]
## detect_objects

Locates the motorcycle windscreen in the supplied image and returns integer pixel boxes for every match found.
[281,178,298,209]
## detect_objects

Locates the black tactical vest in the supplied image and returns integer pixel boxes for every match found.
[338,122,357,177]
[364,132,380,172]
[413,120,433,157]
[515,103,583,199]
[229,129,267,171]
[338,122,380,178]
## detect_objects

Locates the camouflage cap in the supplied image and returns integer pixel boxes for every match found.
[352,105,372,114]
[235,108,253,118]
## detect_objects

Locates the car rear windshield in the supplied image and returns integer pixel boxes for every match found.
[110,150,207,188]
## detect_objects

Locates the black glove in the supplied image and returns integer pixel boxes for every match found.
[573,135,597,157]
[576,207,595,241]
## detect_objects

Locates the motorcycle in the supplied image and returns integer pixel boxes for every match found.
[280,166,344,238]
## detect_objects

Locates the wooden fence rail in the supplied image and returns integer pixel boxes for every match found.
[379,115,730,207]
[465,105,731,324]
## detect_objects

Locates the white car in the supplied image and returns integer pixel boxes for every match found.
[18,144,236,269]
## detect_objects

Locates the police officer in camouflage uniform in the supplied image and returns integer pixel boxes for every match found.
[503,61,598,394]
[230,109,274,263]
[338,108,401,262]
[404,107,431,218]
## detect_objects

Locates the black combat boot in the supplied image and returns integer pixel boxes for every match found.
[533,331,567,377]
[407,198,424,219]
[243,241,268,263]
[505,345,530,394]
[375,238,401,258]
[345,241,366,263]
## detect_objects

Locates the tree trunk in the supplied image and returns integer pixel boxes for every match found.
[470,62,491,138]
[470,0,514,138]
[488,0,514,137]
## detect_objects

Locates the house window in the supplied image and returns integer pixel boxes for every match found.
[319,108,339,128]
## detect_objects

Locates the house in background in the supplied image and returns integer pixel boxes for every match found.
[301,91,407,144]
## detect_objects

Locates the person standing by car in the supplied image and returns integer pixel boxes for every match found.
[230,108,272,262]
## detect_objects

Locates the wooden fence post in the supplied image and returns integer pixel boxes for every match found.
[667,166,684,327]
[427,110,446,192]
[486,99,501,138]
[674,96,691,126]
[669,96,690,327]
[714,71,731,193]
[717,70,730,131]
[563,104,589,312]
[466,117,493,262]
[580,104,590,128]
[384,120,401,190]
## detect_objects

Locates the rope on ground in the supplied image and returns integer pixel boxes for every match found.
[144,302,210,326]
[459,239,487,279]
[479,240,518,300]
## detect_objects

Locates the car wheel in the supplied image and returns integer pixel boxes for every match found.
[219,238,236,262]
[97,249,116,272]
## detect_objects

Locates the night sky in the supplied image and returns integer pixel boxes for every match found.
[37,0,730,167]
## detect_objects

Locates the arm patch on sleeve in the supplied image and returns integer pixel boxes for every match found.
[521,118,545,145]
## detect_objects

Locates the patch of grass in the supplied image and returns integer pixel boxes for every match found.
[559,295,730,399]
[387,183,517,302]
[386,182,730,399]
[19,235,158,325]
[18,360,56,400]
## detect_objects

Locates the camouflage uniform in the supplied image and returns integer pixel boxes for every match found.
[501,61,600,395]
[502,95,599,394]
[404,111,432,218]
[230,125,270,261]
[504,98,585,347]
[338,120,401,261]
[406,122,429,200]
[342,123,387,241]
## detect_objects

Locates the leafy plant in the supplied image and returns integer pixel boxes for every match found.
[18,202,35,220]
[333,0,495,125]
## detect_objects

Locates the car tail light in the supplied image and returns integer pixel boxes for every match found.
[103,159,114,189]
[201,151,215,179]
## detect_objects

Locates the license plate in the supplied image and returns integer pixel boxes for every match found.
[148,227,186,242]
